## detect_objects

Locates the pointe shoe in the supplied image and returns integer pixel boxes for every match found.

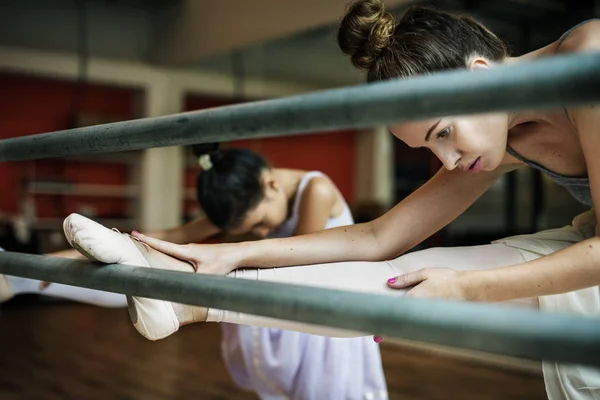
[63,213,179,341]
[0,274,13,303]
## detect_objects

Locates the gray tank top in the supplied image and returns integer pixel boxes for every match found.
[506,19,599,207]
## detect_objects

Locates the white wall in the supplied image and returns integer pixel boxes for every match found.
[354,126,394,209]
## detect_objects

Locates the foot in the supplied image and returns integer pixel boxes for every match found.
[63,213,181,340]
[0,274,13,303]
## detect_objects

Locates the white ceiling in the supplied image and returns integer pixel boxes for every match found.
[0,0,595,89]
[193,25,367,89]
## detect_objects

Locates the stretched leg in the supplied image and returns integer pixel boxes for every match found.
[388,245,539,309]
[64,214,536,340]
[208,244,537,336]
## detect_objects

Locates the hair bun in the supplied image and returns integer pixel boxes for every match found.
[337,0,395,71]
[191,142,220,158]
[192,143,224,172]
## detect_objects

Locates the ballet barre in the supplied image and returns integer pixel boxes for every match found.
[0,251,599,367]
[1,51,600,368]
[0,53,598,162]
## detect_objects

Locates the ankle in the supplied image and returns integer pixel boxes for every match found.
[129,238,195,273]
[171,303,208,326]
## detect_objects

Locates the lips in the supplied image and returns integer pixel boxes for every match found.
[466,157,482,173]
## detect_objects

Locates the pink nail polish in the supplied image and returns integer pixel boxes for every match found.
[374,336,383,343]
[387,277,397,284]
[132,230,140,235]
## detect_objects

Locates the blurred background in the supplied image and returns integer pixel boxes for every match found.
[0,1,596,399]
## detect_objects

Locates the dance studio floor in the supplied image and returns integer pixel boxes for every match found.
[0,298,546,399]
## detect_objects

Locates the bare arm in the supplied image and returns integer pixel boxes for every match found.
[294,176,339,235]
[134,164,514,273]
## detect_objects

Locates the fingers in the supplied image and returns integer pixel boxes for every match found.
[387,269,428,289]
[404,286,424,298]
[376,270,431,341]
[131,231,195,266]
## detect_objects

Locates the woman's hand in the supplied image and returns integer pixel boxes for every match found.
[131,231,237,276]
[372,268,477,343]
[387,268,475,301]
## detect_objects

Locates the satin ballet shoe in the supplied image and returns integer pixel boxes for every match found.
[63,213,179,341]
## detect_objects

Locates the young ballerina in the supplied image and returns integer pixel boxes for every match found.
[57,145,388,400]
[62,4,599,398]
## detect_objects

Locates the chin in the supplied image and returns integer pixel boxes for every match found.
[486,157,503,172]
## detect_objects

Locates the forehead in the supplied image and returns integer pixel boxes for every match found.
[389,119,439,147]
[225,201,267,234]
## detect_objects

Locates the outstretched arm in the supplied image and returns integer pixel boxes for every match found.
[133,166,509,274]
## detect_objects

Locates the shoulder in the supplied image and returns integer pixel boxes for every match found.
[301,174,337,204]
[556,20,600,54]
[556,20,600,131]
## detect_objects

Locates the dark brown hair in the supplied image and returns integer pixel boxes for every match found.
[337,0,508,82]
[192,144,269,230]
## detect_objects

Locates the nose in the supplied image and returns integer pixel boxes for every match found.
[434,149,461,171]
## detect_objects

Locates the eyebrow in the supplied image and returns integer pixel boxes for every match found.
[425,119,441,142]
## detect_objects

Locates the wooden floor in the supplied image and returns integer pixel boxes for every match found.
[0,298,547,399]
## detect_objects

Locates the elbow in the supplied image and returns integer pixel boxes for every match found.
[588,235,600,254]
[363,220,395,261]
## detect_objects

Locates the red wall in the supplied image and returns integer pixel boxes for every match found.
[0,76,356,222]
[0,72,138,217]
[183,94,356,217]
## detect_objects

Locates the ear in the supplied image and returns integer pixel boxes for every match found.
[467,56,492,71]
[263,174,280,199]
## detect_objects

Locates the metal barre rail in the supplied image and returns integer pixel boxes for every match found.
[0,53,599,162]
[1,251,599,366]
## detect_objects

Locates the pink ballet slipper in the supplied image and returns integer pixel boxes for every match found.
[63,213,179,341]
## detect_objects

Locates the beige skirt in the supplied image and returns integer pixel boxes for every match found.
[494,209,600,400]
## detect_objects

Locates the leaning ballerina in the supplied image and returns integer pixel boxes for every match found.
[62,145,391,400]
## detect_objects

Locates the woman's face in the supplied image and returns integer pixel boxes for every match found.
[226,171,289,238]
[388,57,510,173]
[389,112,509,173]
